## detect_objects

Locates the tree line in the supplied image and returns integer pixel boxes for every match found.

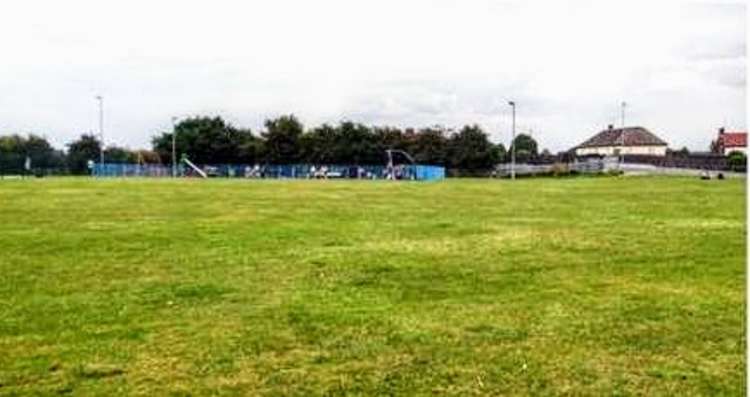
[1,114,543,175]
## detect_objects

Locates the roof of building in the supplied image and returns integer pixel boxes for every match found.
[719,132,747,148]
[577,126,668,148]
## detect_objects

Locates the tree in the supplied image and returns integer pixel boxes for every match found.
[727,150,746,172]
[132,150,162,164]
[447,125,499,171]
[105,146,137,163]
[509,134,538,163]
[373,126,407,153]
[0,134,65,174]
[262,115,303,164]
[26,135,65,169]
[67,134,101,174]
[237,133,264,165]
[300,123,338,164]
[0,135,26,174]
[334,121,377,164]
[151,116,254,165]
[409,127,448,165]
[710,139,720,154]
[496,143,507,163]
[143,115,553,173]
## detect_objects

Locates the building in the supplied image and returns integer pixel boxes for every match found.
[574,125,668,157]
[713,127,747,155]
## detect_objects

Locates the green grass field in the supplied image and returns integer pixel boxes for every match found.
[0,177,745,396]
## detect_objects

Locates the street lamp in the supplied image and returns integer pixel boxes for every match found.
[96,95,104,166]
[171,116,178,177]
[508,101,516,180]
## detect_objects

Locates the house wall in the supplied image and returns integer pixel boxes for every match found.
[723,147,748,156]
[575,145,668,157]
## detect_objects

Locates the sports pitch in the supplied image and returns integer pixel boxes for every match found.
[0,177,745,395]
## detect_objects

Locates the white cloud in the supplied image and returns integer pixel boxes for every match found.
[0,0,745,152]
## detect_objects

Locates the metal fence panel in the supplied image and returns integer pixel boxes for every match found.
[92,163,446,181]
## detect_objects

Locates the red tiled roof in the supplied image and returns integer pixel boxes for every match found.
[720,132,747,148]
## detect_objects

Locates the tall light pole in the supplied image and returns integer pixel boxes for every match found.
[508,101,516,180]
[620,101,627,166]
[96,95,104,166]
[171,116,178,177]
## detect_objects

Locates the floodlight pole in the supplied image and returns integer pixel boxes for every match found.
[510,102,516,180]
[171,116,178,177]
[96,95,104,166]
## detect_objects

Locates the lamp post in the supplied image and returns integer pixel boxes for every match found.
[96,95,104,166]
[171,116,178,177]
[508,101,516,180]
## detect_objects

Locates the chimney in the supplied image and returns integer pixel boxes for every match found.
[719,127,725,134]
[608,124,614,130]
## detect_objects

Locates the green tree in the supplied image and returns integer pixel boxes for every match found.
[373,126,407,154]
[334,121,377,164]
[25,135,64,169]
[0,135,26,174]
[262,115,304,164]
[447,125,499,171]
[0,134,65,174]
[509,134,539,163]
[300,123,338,164]
[496,143,507,163]
[67,134,102,174]
[727,150,746,172]
[105,146,137,163]
[151,116,255,165]
[237,134,264,165]
[409,127,448,165]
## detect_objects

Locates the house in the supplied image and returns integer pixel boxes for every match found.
[574,125,668,157]
[713,127,747,155]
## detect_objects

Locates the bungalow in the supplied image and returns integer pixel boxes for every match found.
[574,125,668,157]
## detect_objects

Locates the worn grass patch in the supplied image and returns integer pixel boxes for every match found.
[0,176,745,395]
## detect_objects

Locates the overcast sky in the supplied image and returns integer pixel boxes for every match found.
[0,1,745,152]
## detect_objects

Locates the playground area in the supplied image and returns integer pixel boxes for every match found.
[93,162,445,181]
[92,149,446,181]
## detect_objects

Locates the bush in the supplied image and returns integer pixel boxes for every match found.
[550,162,570,177]
[727,151,746,172]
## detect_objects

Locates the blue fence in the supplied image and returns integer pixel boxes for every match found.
[94,163,445,181]
[415,165,445,180]
[94,163,172,177]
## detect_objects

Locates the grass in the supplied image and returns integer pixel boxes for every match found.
[0,176,745,396]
